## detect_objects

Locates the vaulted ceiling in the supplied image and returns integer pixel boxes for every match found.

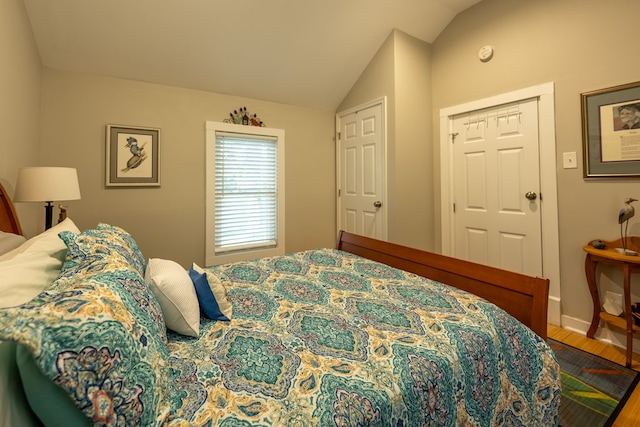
[23,0,481,111]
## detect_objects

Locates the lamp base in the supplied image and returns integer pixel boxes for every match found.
[44,201,53,230]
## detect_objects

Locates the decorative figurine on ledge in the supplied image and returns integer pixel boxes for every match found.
[224,107,266,127]
[617,197,638,256]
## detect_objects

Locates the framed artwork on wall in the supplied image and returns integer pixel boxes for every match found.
[105,125,160,187]
[582,81,640,178]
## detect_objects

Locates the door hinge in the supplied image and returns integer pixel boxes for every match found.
[338,189,341,197]
[453,203,456,213]
[451,132,459,143]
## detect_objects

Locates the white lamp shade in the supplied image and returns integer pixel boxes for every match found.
[14,167,81,202]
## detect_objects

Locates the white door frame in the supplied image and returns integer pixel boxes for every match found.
[439,82,561,325]
[336,97,388,239]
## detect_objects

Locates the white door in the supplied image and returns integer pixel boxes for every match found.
[451,98,542,276]
[336,99,386,239]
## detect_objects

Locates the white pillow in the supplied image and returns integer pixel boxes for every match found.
[0,218,79,262]
[0,218,80,308]
[192,263,233,320]
[0,232,26,256]
[145,258,200,337]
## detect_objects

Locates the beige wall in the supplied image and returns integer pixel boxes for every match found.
[39,69,336,267]
[8,0,640,337]
[0,0,41,236]
[431,0,640,333]
[338,30,433,251]
[394,31,433,251]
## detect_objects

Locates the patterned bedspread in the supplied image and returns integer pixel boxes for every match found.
[166,249,560,426]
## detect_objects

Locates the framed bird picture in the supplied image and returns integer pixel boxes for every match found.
[105,125,160,187]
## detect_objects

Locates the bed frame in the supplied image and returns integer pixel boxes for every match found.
[0,182,22,235]
[337,230,549,340]
[0,183,548,339]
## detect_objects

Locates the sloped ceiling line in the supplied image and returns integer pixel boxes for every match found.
[23,0,481,111]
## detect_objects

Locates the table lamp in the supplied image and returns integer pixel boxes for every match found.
[14,167,81,230]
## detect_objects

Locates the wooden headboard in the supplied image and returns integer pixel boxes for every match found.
[0,182,23,235]
[336,231,549,339]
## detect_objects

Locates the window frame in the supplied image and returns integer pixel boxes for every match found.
[205,121,285,265]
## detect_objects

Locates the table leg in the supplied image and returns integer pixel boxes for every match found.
[624,264,633,368]
[586,254,600,338]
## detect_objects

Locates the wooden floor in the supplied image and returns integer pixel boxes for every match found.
[548,324,640,426]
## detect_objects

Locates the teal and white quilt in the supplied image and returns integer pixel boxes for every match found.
[0,223,560,426]
[166,249,561,426]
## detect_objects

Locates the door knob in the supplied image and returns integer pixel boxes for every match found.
[373,201,382,208]
[525,191,537,201]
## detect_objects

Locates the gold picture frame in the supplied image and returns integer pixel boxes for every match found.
[106,125,160,187]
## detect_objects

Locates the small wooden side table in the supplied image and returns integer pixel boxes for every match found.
[584,237,640,368]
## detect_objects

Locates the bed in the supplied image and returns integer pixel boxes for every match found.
[0,182,561,426]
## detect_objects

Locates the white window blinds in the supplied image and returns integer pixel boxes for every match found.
[214,132,278,253]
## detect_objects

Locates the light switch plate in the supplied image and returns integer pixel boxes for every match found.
[563,152,578,169]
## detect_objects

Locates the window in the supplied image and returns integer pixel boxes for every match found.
[205,121,285,265]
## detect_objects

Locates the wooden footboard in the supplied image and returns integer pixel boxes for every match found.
[336,231,549,340]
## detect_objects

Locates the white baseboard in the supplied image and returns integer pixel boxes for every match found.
[548,296,561,325]
[560,314,640,355]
